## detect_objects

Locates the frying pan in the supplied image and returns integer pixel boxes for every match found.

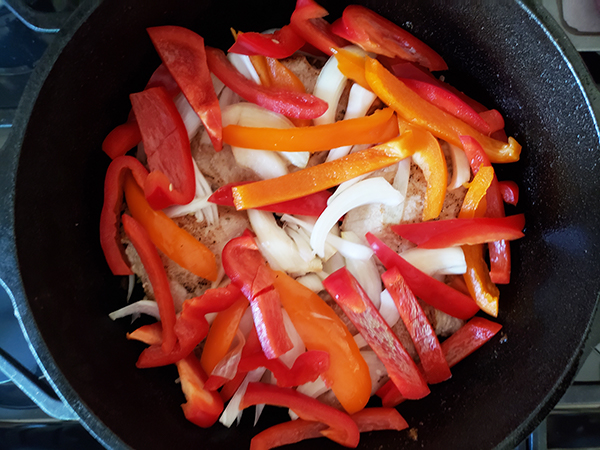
[1,0,599,448]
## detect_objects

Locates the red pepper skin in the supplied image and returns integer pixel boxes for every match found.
[249,407,407,450]
[400,78,492,135]
[460,135,512,284]
[290,0,348,56]
[147,26,222,151]
[237,350,329,388]
[332,5,447,71]
[175,353,224,428]
[144,63,181,98]
[205,46,327,120]
[382,267,451,384]
[323,268,430,400]
[367,233,480,320]
[99,156,149,275]
[479,109,505,134]
[229,26,306,59]
[221,235,293,359]
[208,182,331,216]
[377,317,502,407]
[389,61,441,84]
[351,407,409,432]
[499,180,520,206]
[391,214,526,249]
[129,86,196,210]
[121,214,177,354]
[102,121,142,160]
[136,284,244,368]
[241,382,360,448]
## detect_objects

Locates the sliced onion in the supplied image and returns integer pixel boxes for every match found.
[281,214,372,260]
[219,86,243,110]
[284,225,322,266]
[393,157,411,205]
[248,210,321,276]
[227,52,260,83]
[219,367,267,428]
[211,73,226,97]
[126,274,135,303]
[310,177,404,258]
[295,273,325,293]
[108,299,160,321]
[354,333,368,349]
[210,329,246,381]
[447,142,471,190]
[400,247,467,276]
[278,310,306,369]
[341,231,382,308]
[174,92,202,140]
[379,289,400,328]
[327,174,370,205]
[296,376,329,399]
[326,83,378,161]
[313,53,347,126]
[360,350,389,395]
[322,250,345,275]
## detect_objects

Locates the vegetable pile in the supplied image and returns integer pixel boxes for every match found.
[100,0,525,448]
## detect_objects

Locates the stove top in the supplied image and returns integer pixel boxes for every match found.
[0,1,599,449]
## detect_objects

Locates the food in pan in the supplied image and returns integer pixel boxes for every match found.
[100,0,525,447]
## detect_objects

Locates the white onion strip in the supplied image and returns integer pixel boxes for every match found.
[341,231,382,308]
[108,299,160,321]
[379,289,400,328]
[219,367,267,428]
[400,247,467,276]
[326,84,378,161]
[447,143,471,190]
[227,52,260,83]
[280,214,373,260]
[312,54,347,126]
[310,177,404,258]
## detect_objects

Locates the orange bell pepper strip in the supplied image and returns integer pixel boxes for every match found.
[249,54,311,127]
[200,297,248,375]
[222,107,398,152]
[272,271,371,415]
[364,56,521,163]
[123,174,218,281]
[459,165,500,317]
[333,47,370,90]
[231,135,413,210]
[400,121,447,221]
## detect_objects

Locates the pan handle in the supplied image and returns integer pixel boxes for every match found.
[0,344,78,421]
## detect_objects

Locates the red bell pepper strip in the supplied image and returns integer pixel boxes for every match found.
[102,121,142,160]
[365,56,521,163]
[229,26,306,59]
[208,182,331,216]
[499,180,520,206]
[367,233,479,319]
[377,317,502,407]
[147,26,223,150]
[400,78,493,135]
[460,135,512,284]
[200,297,248,375]
[121,214,177,354]
[136,284,244,368]
[205,46,327,120]
[381,267,451,384]
[391,214,526,249]
[273,271,371,415]
[331,5,447,71]
[144,63,181,98]
[390,61,441,84]
[351,407,409,432]
[241,382,360,448]
[479,109,505,134]
[175,353,224,428]
[237,350,329,388]
[289,0,348,56]
[99,155,149,275]
[130,86,196,210]
[323,268,430,400]
[124,174,218,281]
[249,408,407,450]
[221,235,293,359]
[127,322,163,346]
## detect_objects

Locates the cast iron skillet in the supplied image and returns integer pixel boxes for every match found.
[1,0,600,448]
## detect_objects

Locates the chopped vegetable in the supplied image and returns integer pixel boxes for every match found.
[102,121,142,160]
[147,26,222,150]
[229,26,305,59]
[323,267,430,399]
[289,0,348,56]
[222,107,398,152]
